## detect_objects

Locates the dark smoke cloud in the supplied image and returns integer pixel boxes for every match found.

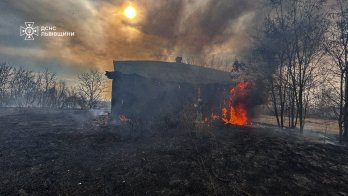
[138,0,261,59]
[0,0,263,71]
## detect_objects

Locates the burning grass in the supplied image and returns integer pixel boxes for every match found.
[0,108,348,195]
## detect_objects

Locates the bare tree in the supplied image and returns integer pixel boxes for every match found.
[37,68,57,107]
[255,0,328,132]
[9,67,41,107]
[0,63,101,110]
[0,63,13,106]
[325,0,348,138]
[77,69,105,109]
[60,86,85,109]
[54,81,67,109]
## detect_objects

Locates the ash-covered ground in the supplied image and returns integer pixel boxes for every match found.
[0,109,348,196]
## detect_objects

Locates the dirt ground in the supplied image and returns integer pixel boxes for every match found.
[255,115,340,135]
[0,109,348,196]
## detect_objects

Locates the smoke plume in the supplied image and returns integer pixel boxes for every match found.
[0,0,263,70]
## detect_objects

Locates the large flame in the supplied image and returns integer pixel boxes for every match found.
[221,82,250,126]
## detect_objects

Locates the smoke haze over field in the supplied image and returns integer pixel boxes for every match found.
[0,0,263,74]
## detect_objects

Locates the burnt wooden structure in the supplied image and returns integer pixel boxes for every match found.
[106,60,232,122]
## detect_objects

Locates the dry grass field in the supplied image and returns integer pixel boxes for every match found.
[254,115,339,135]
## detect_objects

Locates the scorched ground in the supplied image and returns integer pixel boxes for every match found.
[0,108,348,195]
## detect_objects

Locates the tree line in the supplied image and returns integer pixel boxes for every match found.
[0,63,106,109]
[248,0,348,138]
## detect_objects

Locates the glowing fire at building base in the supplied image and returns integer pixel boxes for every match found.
[221,82,251,126]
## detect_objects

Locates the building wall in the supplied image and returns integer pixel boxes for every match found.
[111,72,229,122]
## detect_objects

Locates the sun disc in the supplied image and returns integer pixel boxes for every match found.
[124,6,136,19]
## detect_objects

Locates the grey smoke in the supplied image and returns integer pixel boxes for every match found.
[0,0,264,70]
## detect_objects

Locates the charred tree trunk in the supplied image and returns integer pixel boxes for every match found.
[298,76,304,133]
[271,79,281,127]
[344,66,348,138]
[339,72,344,138]
[279,62,285,128]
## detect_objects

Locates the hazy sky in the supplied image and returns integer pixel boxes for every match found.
[0,0,262,82]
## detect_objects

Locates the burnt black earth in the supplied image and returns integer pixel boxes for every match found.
[0,108,347,195]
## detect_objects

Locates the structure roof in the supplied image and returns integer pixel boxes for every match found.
[113,60,231,84]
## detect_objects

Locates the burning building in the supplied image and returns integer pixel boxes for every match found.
[106,60,234,123]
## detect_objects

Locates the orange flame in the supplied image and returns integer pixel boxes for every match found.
[211,113,220,120]
[222,82,250,126]
[119,115,130,122]
[222,103,248,125]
